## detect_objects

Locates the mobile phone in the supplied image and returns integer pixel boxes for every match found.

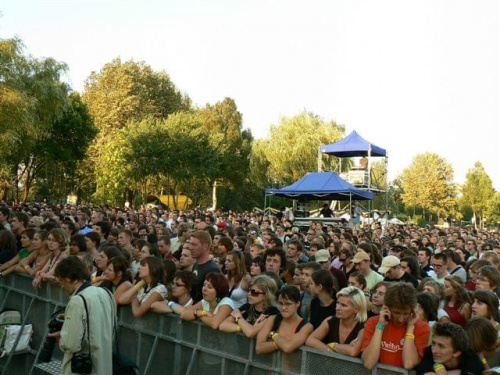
[384,314,391,322]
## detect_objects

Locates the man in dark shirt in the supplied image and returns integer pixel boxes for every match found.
[190,230,219,302]
[415,322,484,375]
[319,203,333,218]
[379,255,419,288]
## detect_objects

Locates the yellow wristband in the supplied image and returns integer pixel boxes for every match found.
[328,342,336,351]
[271,332,280,340]
[273,340,279,350]
[481,357,487,364]
[236,325,242,332]
[24,265,30,270]
[201,310,208,317]
[405,333,415,340]
[434,364,445,371]
[134,283,142,291]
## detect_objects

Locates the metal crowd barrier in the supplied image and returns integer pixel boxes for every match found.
[0,273,414,375]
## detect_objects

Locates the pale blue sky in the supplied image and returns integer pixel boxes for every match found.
[2,0,499,190]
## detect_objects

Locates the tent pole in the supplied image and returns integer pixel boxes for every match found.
[368,145,372,225]
[385,156,389,217]
[318,146,322,172]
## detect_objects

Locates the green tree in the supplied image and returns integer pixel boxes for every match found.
[260,112,345,184]
[400,153,459,222]
[460,161,495,229]
[82,58,189,202]
[485,192,500,227]
[0,38,73,201]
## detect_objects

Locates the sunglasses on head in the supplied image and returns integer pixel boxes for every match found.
[248,288,265,297]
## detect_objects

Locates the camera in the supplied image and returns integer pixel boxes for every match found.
[38,315,65,363]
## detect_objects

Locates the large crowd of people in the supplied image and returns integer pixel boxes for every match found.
[0,202,500,374]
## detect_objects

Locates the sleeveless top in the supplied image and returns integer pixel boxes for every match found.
[229,278,248,310]
[323,317,365,345]
[309,297,336,329]
[272,314,307,336]
[443,304,467,327]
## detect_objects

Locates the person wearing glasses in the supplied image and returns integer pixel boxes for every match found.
[220,275,279,337]
[151,270,196,314]
[430,253,449,285]
[256,286,314,354]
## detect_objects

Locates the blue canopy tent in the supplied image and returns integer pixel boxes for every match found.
[265,172,373,201]
[318,130,388,219]
[320,130,387,157]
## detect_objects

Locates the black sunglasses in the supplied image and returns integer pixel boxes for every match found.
[248,289,265,297]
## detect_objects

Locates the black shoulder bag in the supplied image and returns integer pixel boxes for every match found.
[71,295,93,374]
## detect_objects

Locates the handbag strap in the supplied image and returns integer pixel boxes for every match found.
[78,295,91,357]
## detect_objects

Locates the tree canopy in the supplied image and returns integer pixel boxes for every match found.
[400,153,459,221]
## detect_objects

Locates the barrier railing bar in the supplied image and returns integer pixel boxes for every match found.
[142,335,159,375]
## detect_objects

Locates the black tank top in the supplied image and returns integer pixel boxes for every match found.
[323,317,364,345]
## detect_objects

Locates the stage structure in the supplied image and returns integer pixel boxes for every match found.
[319,130,388,220]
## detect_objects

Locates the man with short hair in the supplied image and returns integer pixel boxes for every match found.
[476,265,500,293]
[418,248,434,278]
[11,212,28,250]
[414,322,483,375]
[353,251,383,290]
[157,235,172,260]
[443,250,467,282]
[286,240,306,264]
[362,282,430,370]
[431,253,450,284]
[380,255,419,288]
[299,262,322,320]
[190,230,219,302]
[263,248,287,276]
[117,229,134,259]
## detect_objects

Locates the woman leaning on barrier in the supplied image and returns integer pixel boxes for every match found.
[151,270,196,315]
[103,256,133,304]
[306,286,366,356]
[181,272,234,329]
[118,256,168,317]
[220,275,279,338]
[256,286,313,354]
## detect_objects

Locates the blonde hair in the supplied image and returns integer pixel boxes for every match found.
[336,286,368,322]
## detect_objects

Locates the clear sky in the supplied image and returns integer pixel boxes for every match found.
[2,0,499,189]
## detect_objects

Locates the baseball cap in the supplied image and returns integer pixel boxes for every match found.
[378,255,400,274]
[315,249,330,263]
[352,251,370,264]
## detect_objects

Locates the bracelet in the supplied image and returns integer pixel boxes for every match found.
[433,363,445,371]
[271,332,280,340]
[376,322,386,331]
[24,265,30,270]
[405,333,415,340]
[328,342,336,351]
[134,283,142,291]
[481,357,488,365]
[201,310,208,317]
[91,276,98,283]
[168,301,178,309]
[273,341,279,350]
[236,325,242,332]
